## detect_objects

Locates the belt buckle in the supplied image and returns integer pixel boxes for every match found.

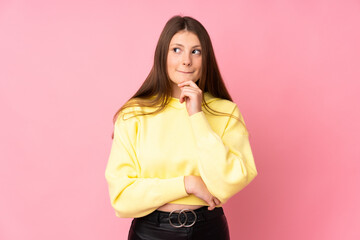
[168,209,197,228]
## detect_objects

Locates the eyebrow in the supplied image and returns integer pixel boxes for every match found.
[170,43,201,48]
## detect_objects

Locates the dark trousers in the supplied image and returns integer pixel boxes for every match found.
[128,206,230,240]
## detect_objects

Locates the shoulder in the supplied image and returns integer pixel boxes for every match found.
[203,92,238,115]
[115,103,143,126]
[203,92,247,133]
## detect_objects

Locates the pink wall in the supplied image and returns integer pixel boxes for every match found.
[1,0,359,239]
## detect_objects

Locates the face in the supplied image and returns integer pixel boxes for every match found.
[167,30,202,88]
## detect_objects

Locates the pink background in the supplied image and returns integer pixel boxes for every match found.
[1,0,359,239]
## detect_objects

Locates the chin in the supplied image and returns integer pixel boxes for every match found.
[179,78,196,83]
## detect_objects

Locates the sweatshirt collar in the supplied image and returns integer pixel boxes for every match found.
[167,92,217,109]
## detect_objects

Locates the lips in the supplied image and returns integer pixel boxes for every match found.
[177,70,194,74]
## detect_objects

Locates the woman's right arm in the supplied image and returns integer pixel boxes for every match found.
[105,113,189,218]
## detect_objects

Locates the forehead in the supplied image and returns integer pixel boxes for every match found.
[169,30,201,46]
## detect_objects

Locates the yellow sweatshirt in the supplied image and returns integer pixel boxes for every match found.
[105,92,258,218]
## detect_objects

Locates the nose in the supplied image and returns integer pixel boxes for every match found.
[182,53,192,66]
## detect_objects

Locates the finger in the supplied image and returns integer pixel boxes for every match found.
[178,81,199,89]
[214,197,221,206]
[179,86,202,98]
[178,89,189,103]
[178,88,199,103]
[179,87,201,98]
[207,198,215,211]
[212,198,218,209]
[178,80,199,89]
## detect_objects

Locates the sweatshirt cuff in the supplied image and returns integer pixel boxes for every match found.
[170,176,189,197]
[188,111,215,141]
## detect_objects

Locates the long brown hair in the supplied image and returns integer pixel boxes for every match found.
[111,15,246,139]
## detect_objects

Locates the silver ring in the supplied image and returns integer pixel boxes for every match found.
[168,209,197,228]
[180,209,197,227]
[169,209,186,228]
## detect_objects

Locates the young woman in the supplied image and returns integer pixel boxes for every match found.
[105,15,258,240]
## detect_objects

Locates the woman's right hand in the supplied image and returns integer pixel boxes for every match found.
[184,175,221,210]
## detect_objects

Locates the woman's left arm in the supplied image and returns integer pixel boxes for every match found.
[188,104,258,204]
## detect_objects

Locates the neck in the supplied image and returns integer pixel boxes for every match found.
[171,83,181,99]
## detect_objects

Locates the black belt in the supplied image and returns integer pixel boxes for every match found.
[137,206,224,228]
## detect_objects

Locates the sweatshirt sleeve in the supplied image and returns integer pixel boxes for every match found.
[188,104,258,204]
[105,112,189,218]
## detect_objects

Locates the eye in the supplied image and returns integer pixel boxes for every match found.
[192,49,201,55]
[173,48,181,53]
